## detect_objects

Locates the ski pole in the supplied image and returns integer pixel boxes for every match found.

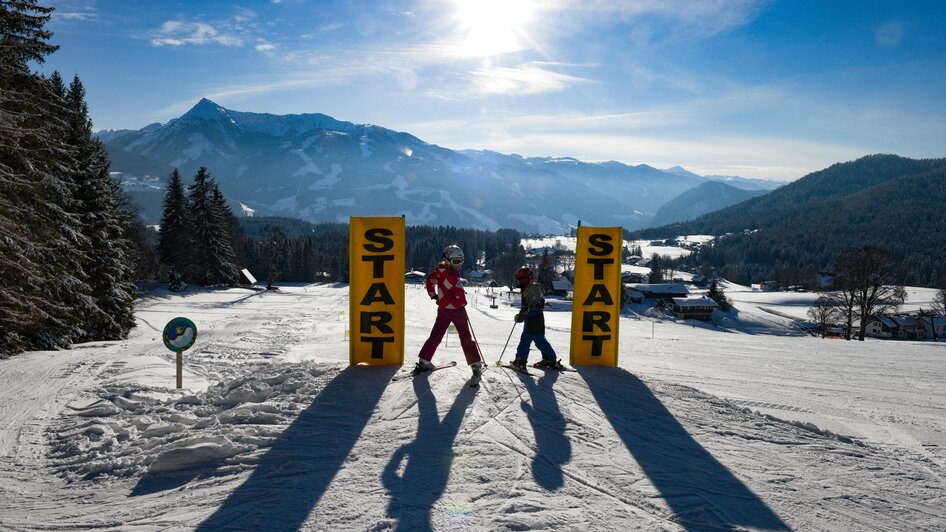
[494,321,517,366]
[467,316,487,365]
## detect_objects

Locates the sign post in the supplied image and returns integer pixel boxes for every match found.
[163,317,197,388]
[349,216,405,365]
[569,226,623,366]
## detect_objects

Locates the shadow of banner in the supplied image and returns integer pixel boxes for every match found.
[382,376,476,531]
[576,366,789,531]
[520,370,571,490]
[197,365,397,530]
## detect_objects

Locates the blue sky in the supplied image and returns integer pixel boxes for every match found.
[42,0,946,181]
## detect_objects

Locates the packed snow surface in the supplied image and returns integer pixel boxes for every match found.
[1,283,944,530]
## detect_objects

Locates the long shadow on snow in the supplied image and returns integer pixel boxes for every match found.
[196,365,397,530]
[520,370,571,490]
[382,375,476,531]
[576,366,789,531]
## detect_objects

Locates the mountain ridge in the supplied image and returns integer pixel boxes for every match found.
[632,154,946,286]
[100,99,778,231]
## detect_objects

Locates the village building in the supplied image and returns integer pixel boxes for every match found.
[867,314,946,340]
[405,270,426,283]
[866,315,919,339]
[624,283,689,299]
[551,278,573,297]
[670,297,719,320]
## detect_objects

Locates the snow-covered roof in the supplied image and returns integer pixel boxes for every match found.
[625,283,689,294]
[552,279,573,290]
[672,297,719,308]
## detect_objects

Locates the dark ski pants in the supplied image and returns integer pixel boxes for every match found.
[515,331,556,362]
[419,307,483,365]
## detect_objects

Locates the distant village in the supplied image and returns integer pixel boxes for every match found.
[403,236,945,342]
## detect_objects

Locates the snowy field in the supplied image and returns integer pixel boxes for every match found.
[1,282,945,530]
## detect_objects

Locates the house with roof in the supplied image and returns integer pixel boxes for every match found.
[551,278,573,297]
[670,297,719,320]
[621,271,646,283]
[866,315,919,339]
[624,283,689,299]
[405,270,426,284]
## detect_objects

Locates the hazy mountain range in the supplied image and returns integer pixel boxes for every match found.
[648,181,768,227]
[99,99,781,232]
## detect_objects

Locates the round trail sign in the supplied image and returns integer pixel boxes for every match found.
[163,317,197,352]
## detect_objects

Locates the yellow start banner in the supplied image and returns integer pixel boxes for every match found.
[569,225,622,366]
[349,216,405,365]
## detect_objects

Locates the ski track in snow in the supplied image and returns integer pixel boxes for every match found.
[1,284,945,530]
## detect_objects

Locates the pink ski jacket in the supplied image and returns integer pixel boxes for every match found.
[425,263,467,310]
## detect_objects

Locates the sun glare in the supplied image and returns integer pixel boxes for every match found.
[455,0,535,57]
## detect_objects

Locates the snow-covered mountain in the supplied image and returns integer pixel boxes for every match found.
[101,99,772,232]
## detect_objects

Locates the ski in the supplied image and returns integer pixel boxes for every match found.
[498,363,535,376]
[393,361,457,381]
[532,361,577,372]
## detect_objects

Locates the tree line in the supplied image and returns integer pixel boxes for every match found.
[634,155,946,288]
[1,2,139,358]
[237,218,525,285]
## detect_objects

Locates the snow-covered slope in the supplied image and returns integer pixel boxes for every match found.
[1,284,944,530]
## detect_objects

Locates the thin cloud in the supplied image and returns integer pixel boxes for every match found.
[555,0,763,38]
[151,20,244,47]
[255,41,277,53]
[428,62,593,99]
[55,9,98,22]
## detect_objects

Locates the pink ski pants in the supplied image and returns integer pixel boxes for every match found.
[418,307,483,365]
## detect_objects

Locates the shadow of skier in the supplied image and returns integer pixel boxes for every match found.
[382,376,476,531]
[576,366,789,531]
[195,364,397,530]
[520,369,571,490]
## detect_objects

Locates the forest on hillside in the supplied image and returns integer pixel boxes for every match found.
[633,155,946,287]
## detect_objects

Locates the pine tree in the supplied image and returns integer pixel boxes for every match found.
[1,2,91,354]
[186,167,238,285]
[707,280,729,311]
[208,183,240,284]
[64,74,137,340]
[267,228,287,290]
[537,249,555,293]
[158,168,192,280]
[648,254,664,283]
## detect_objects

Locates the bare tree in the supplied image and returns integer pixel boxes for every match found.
[916,309,939,342]
[932,289,946,316]
[835,246,905,341]
[808,294,842,338]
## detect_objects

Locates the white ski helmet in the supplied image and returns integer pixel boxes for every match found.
[443,245,464,264]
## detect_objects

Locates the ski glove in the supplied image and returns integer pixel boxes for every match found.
[514,314,524,323]
[430,293,438,300]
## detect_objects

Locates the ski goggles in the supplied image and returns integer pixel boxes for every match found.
[449,257,464,265]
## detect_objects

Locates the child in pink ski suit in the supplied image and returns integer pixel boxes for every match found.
[416,245,485,377]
